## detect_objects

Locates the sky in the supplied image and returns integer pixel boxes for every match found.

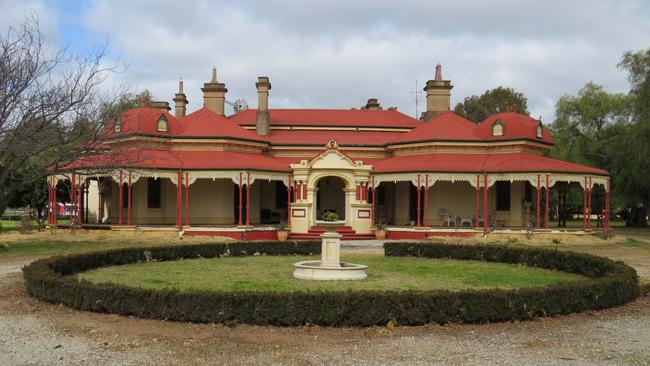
[1,0,649,121]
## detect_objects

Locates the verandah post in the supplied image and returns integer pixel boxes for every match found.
[176,170,182,229]
[238,172,243,226]
[483,174,488,234]
[536,175,541,229]
[424,175,429,227]
[416,174,421,227]
[245,172,251,226]
[71,173,76,225]
[118,171,123,226]
[79,182,84,225]
[587,177,592,230]
[287,176,292,226]
[98,184,103,224]
[605,178,611,229]
[185,172,189,227]
[127,172,132,226]
[475,175,480,229]
[545,175,550,229]
[371,176,375,227]
[583,176,587,231]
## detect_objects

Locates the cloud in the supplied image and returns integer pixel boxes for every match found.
[4,0,650,121]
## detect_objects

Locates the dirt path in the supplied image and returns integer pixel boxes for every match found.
[1,255,650,366]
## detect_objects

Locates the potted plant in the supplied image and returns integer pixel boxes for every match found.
[276,221,289,241]
[374,222,386,240]
[322,211,339,222]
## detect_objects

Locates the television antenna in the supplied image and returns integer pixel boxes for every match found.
[411,80,423,119]
[225,98,249,113]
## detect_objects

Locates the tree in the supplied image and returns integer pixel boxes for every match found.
[453,87,529,123]
[0,15,123,217]
[612,49,650,226]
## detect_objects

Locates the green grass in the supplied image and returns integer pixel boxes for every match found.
[0,239,201,258]
[78,254,585,293]
[624,238,650,249]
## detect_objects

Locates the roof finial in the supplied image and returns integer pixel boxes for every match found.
[178,77,184,93]
[434,63,443,81]
[211,67,217,83]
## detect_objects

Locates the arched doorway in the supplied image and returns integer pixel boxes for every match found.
[315,176,346,221]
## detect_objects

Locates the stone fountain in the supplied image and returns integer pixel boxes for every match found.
[293,231,368,280]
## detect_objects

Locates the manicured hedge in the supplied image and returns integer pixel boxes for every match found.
[23,241,639,326]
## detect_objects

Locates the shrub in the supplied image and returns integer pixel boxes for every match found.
[23,241,639,327]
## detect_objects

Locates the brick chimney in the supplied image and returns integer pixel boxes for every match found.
[421,64,453,121]
[255,76,271,136]
[150,101,171,111]
[173,78,188,118]
[201,67,227,115]
[364,98,381,110]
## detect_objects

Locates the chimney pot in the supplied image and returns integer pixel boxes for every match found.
[174,78,188,118]
[202,67,227,115]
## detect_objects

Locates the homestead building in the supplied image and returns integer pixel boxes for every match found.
[47,65,611,239]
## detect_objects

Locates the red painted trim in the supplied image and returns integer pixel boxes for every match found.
[587,177,592,230]
[302,183,307,200]
[536,174,540,229]
[79,183,85,225]
[356,184,360,201]
[127,172,132,226]
[544,175,549,229]
[371,176,376,227]
[98,189,103,224]
[483,174,488,234]
[118,171,123,225]
[184,172,189,227]
[386,231,427,240]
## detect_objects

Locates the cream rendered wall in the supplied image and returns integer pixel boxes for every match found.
[187,179,234,224]
[427,181,475,226]
[394,182,410,225]
[85,180,99,223]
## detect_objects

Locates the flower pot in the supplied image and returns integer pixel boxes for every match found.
[277,230,289,241]
[374,229,386,240]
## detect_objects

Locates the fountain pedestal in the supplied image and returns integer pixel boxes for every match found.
[293,232,368,281]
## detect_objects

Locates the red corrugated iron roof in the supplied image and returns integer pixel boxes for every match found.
[260,129,409,146]
[106,108,181,137]
[474,112,553,144]
[390,112,478,143]
[373,152,608,175]
[177,107,265,141]
[62,149,290,172]
[229,109,420,128]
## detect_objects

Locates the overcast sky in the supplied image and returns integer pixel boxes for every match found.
[2,0,649,120]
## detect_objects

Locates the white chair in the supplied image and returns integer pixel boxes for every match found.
[438,208,456,227]
[459,215,473,227]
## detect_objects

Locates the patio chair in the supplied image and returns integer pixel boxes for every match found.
[438,208,456,227]
[459,215,473,227]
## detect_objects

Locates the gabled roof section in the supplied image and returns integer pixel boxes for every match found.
[389,112,478,144]
[177,107,266,142]
[229,108,420,128]
[475,112,553,144]
[106,108,180,137]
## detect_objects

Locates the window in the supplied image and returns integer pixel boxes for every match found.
[114,119,121,132]
[156,115,169,132]
[147,178,162,208]
[536,121,543,138]
[492,120,504,136]
[496,181,511,211]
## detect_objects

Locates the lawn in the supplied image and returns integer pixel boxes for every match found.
[78,254,585,293]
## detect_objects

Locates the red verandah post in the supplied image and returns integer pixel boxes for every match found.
[583,176,587,231]
[545,175,550,229]
[176,170,182,229]
[587,177,592,230]
[536,175,541,229]
[424,175,429,227]
[287,176,292,226]
[483,174,488,234]
[117,171,123,226]
[371,176,375,227]
[416,175,421,227]
[127,172,132,226]
[185,172,189,227]
[475,175,480,229]
[238,172,243,226]
[246,172,251,226]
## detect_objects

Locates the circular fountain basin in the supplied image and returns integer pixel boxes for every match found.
[293,261,368,281]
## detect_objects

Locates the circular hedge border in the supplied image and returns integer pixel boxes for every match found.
[22,241,640,326]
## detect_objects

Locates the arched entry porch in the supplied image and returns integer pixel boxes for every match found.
[314,175,347,223]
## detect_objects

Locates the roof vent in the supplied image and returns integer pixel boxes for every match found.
[362,98,381,110]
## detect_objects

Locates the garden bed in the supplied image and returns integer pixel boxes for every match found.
[22,241,640,326]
